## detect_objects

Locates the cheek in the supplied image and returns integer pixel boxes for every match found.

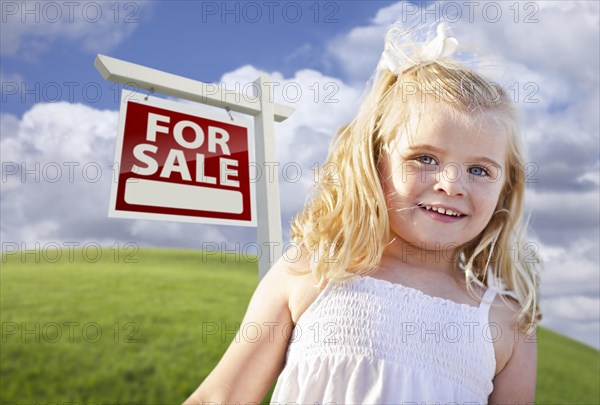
[385,178,421,211]
[389,163,428,197]
[473,183,504,218]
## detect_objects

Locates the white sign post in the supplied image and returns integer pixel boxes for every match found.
[95,54,294,279]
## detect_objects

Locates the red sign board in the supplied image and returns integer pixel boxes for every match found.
[109,90,256,226]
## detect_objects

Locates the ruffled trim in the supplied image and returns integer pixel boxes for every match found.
[357,275,481,313]
[273,354,488,404]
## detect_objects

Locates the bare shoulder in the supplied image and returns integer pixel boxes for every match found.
[488,293,537,375]
[487,293,519,374]
[487,292,537,404]
[270,246,327,325]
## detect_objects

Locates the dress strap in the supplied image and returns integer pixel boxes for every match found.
[478,287,498,324]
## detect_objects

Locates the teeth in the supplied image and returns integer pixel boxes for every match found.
[423,205,462,217]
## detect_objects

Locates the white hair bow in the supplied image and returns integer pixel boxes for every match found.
[378,23,459,75]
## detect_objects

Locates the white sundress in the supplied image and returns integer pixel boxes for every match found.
[271,275,502,405]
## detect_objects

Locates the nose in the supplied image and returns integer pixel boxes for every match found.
[433,163,465,196]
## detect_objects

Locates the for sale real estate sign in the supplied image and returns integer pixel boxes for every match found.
[109,90,256,226]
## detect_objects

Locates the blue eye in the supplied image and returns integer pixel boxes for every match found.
[468,166,488,176]
[416,155,437,165]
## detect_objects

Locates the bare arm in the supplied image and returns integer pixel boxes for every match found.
[182,255,299,404]
[488,323,537,405]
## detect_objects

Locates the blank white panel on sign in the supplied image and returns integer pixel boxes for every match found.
[124,178,243,214]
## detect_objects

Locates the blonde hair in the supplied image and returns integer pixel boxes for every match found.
[290,44,541,328]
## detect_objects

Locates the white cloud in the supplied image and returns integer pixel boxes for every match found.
[539,238,599,297]
[526,229,600,349]
[326,24,388,84]
[0,1,153,59]
[326,1,599,88]
[1,103,119,245]
[526,190,600,236]
[541,292,600,349]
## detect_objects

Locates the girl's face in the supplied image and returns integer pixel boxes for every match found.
[379,104,508,251]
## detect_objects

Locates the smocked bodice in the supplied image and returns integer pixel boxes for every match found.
[271,275,499,404]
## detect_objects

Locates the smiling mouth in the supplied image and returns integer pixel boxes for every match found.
[417,204,465,218]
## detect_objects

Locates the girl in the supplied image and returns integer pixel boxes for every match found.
[184,22,541,404]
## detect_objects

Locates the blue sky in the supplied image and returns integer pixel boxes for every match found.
[2,1,599,350]
[2,0,399,115]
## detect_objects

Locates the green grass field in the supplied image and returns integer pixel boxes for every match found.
[1,247,599,404]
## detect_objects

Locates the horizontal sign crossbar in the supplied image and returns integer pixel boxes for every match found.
[95,54,294,122]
